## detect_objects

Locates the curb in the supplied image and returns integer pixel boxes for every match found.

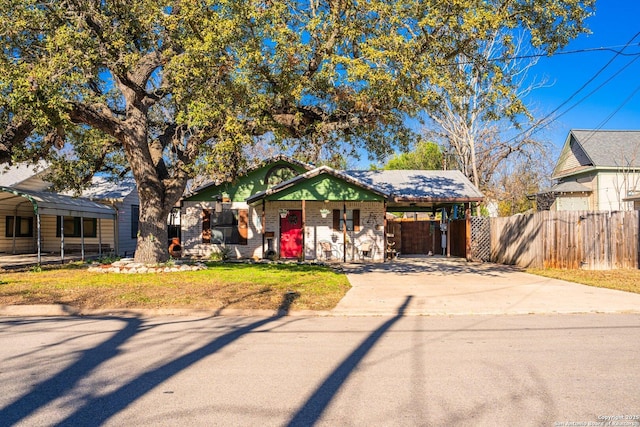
[0,304,334,318]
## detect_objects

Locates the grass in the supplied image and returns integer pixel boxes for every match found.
[0,262,351,311]
[526,267,640,295]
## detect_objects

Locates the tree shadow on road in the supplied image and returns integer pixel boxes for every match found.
[0,291,300,427]
[286,295,413,427]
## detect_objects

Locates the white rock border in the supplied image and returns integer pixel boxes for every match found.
[87,258,207,274]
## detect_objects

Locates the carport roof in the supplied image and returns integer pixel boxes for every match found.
[0,186,116,219]
[344,170,484,203]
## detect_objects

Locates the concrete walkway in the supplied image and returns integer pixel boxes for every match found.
[333,256,640,316]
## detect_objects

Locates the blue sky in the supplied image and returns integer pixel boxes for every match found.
[524,1,640,156]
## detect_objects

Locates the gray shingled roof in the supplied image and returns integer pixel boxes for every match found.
[345,169,484,202]
[551,181,592,193]
[78,176,137,201]
[571,130,640,168]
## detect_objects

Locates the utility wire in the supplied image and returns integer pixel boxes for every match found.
[576,81,640,146]
[504,31,640,144]
[547,54,640,122]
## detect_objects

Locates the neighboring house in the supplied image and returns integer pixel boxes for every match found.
[0,163,117,261]
[539,130,640,212]
[181,156,483,262]
[76,176,141,257]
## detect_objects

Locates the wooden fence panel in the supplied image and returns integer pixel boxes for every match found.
[490,210,639,270]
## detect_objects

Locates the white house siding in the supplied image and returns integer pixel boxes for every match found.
[113,191,140,257]
[0,203,37,253]
[554,196,590,211]
[182,200,385,261]
[39,216,115,253]
[596,171,640,211]
[555,139,592,176]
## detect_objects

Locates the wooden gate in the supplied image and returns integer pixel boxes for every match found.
[387,219,468,257]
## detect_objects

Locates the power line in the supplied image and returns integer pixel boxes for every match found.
[504,31,640,144]
[576,81,640,146]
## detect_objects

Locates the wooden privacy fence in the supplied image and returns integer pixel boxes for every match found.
[490,210,639,270]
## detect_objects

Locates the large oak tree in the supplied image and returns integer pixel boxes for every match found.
[1,0,593,263]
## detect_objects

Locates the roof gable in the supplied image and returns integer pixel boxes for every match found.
[553,130,640,178]
[248,166,385,203]
[185,157,312,202]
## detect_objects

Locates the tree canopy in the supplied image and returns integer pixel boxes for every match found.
[0,0,594,262]
[383,140,443,170]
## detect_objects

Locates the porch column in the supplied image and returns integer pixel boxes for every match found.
[36,211,41,264]
[343,202,347,263]
[446,207,451,258]
[383,201,387,262]
[80,214,85,261]
[301,200,306,261]
[261,200,265,258]
[98,218,102,256]
[11,212,17,255]
[60,216,65,263]
[465,203,472,261]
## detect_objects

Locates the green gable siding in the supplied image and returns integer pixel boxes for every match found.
[185,160,307,202]
[266,174,383,202]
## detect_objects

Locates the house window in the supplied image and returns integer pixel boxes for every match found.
[56,216,97,238]
[131,205,139,239]
[5,216,34,238]
[202,208,248,245]
[332,209,360,232]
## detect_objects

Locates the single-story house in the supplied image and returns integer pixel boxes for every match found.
[73,176,142,257]
[0,163,139,262]
[180,156,484,262]
[536,130,640,211]
[0,185,117,263]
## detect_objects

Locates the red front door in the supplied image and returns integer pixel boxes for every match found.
[280,210,303,258]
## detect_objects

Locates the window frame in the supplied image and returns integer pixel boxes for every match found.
[202,207,248,245]
[56,216,98,238]
[332,209,360,232]
[5,216,34,238]
[131,205,139,239]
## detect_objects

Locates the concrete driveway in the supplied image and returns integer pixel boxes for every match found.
[333,256,640,316]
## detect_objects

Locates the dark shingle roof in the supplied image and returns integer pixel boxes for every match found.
[571,130,640,168]
[344,169,484,202]
[550,181,591,193]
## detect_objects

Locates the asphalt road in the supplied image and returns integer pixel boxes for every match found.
[1,313,639,426]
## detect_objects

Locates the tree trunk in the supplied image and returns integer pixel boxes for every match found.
[135,194,171,264]
[119,107,177,264]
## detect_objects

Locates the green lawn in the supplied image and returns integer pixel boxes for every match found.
[0,262,351,311]
[526,267,640,295]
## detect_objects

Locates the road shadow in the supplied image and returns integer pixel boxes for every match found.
[0,292,299,427]
[286,295,412,427]
[0,316,144,426]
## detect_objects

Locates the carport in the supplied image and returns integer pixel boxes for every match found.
[0,186,117,264]
[345,170,484,260]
